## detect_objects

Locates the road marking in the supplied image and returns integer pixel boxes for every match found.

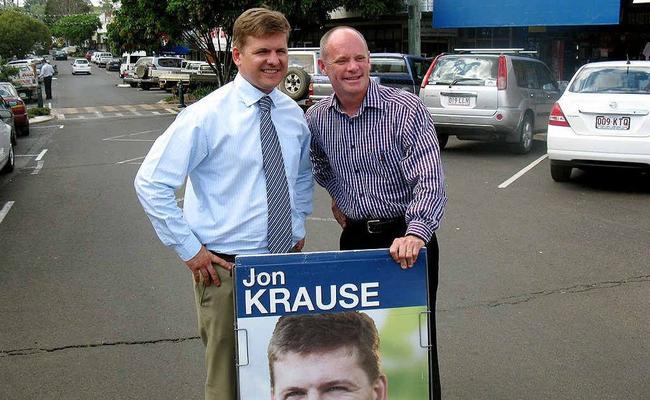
[141,104,155,110]
[35,149,48,161]
[95,111,104,118]
[131,110,142,116]
[0,201,15,224]
[115,113,123,117]
[103,106,118,112]
[31,160,44,175]
[116,156,145,164]
[152,111,160,115]
[58,113,66,120]
[59,125,64,129]
[165,108,178,114]
[84,107,96,113]
[103,129,159,142]
[498,154,548,189]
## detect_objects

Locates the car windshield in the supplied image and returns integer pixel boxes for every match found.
[429,56,498,86]
[288,54,315,74]
[0,85,18,97]
[370,58,407,74]
[569,66,650,94]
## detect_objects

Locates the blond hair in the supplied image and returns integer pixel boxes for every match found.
[233,8,291,49]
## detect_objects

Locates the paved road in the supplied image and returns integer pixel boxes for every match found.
[1,58,649,399]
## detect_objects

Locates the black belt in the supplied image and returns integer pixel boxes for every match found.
[347,216,405,234]
[208,251,236,263]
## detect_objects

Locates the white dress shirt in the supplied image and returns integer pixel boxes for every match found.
[39,63,55,78]
[135,74,313,260]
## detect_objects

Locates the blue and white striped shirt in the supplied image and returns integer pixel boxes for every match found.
[135,74,314,261]
[306,81,446,242]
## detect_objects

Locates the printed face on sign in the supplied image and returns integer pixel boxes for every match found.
[271,347,387,400]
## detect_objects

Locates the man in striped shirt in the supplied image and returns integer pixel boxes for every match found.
[305,26,447,399]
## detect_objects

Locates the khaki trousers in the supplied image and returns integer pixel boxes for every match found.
[193,267,237,400]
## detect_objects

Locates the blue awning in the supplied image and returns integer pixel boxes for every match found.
[433,0,622,28]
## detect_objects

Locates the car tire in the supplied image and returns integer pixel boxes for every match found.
[437,133,449,150]
[10,126,17,146]
[512,113,534,154]
[2,142,15,173]
[129,82,137,88]
[140,83,151,91]
[279,67,310,100]
[135,64,149,80]
[550,161,572,182]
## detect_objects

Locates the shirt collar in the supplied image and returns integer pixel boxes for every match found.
[328,79,383,115]
[234,73,281,108]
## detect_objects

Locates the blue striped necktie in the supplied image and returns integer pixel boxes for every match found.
[258,96,292,253]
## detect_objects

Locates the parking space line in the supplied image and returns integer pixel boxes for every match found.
[116,156,145,165]
[0,201,15,224]
[498,154,548,189]
[35,149,48,161]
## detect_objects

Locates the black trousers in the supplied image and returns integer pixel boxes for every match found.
[341,218,441,400]
[43,76,52,99]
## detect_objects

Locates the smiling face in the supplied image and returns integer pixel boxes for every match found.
[319,28,371,108]
[233,32,289,93]
[271,347,387,400]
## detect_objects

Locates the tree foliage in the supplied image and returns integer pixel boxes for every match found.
[44,0,91,24]
[0,9,51,59]
[107,0,404,86]
[51,14,101,45]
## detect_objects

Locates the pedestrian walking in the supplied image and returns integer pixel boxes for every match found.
[39,59,55,100]
[305,26,447,399]
[134,8,313,400]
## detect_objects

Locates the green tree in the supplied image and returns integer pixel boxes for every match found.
[0,9,51,59]
[51,14,101,46]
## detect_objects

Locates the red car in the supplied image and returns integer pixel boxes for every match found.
[0,82,29,136]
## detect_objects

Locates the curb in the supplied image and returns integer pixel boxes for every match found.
[30,115,56,124]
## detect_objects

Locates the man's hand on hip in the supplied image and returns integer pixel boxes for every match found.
[331,199,347,228]
[389,235,425,269]
[185,246,233,287]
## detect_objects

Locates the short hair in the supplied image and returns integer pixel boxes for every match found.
[268,311,381,389]
[232,8,291,50]
[319,26,369,61]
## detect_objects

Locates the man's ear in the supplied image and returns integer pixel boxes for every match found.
[318,59,327,75]
[232,47,242,67]
[373,374,388,400]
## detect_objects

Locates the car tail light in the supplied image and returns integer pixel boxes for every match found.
[497,55,507,90]
[12,103,26,114]
[549,102,570,127]
[421,52,445,89]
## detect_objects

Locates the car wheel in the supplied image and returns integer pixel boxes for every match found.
[2,142,15,173]
[279,67,310,100]
[140,83,151,91]
[10,126,17,146]
[512,113,534,154]
[437,133,449,150]
[129,82,137,88]
[550,161,572,182]
[20,121,30,137]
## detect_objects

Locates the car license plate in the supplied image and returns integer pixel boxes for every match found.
[595,115,630,130]
[448,96,470,106]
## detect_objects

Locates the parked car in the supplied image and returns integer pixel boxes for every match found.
[5,64,38,100]
[419,49,561,153]
[71,58,91,75]
[119,51,146,79]
[277,48,321,106]
[308,53,431,105]
[96,52,114,67]
[85,50,95,61]
[126,56,184,90]
[106,58,121,71]
[0,96,16,145]
[547,60,650,181]
[0,119,14,173]
[54,50,68,60]
[0,82,28,136]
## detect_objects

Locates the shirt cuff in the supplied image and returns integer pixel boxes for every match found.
[176,235,203,262]
[406,220,433,243]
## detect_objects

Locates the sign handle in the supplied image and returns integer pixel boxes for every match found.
[235,328,250,366]
[418,311,432,348]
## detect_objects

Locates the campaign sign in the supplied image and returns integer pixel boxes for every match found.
[234,249,431,400]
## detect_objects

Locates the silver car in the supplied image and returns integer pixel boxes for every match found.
[419,50,561,153]
[0,119,14,173]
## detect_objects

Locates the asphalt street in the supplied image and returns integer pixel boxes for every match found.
[1,58,649,399]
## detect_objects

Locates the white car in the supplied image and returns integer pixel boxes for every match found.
[72,58,91,75]
[0,119,14,173]
[547,61,650,182]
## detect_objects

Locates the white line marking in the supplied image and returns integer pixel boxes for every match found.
[103,129,160,141]
[59,125,64,129]
[116,156,146,164]
[152,111,160,115]
[165,108,178,114]
[0,201,15,224]
[35,149,48,161]
[115,113,123,117]
[498,154,549,189]
[95,111,103,118]
[31,160,44,175]
[132,110,142,116]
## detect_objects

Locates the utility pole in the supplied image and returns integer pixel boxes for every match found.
[408,0,421,56]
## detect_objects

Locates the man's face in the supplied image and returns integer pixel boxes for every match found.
[271,347,387,400]
[233,32,288,93]
[318,29,371,103]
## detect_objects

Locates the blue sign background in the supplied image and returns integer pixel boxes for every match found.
[235,249,429,318]
[433,0,621,28]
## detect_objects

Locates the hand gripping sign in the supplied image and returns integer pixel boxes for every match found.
[234,249,432,400]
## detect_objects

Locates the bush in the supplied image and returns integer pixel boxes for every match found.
[28,107,50,117]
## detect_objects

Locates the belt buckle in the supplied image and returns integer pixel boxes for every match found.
[366,219,382,234]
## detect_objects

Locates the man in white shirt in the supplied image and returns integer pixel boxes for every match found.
[38,60,55,100]
[134,8,313,400]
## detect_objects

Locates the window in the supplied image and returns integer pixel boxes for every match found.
[429,56,497,86]
[370,57,407,74]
